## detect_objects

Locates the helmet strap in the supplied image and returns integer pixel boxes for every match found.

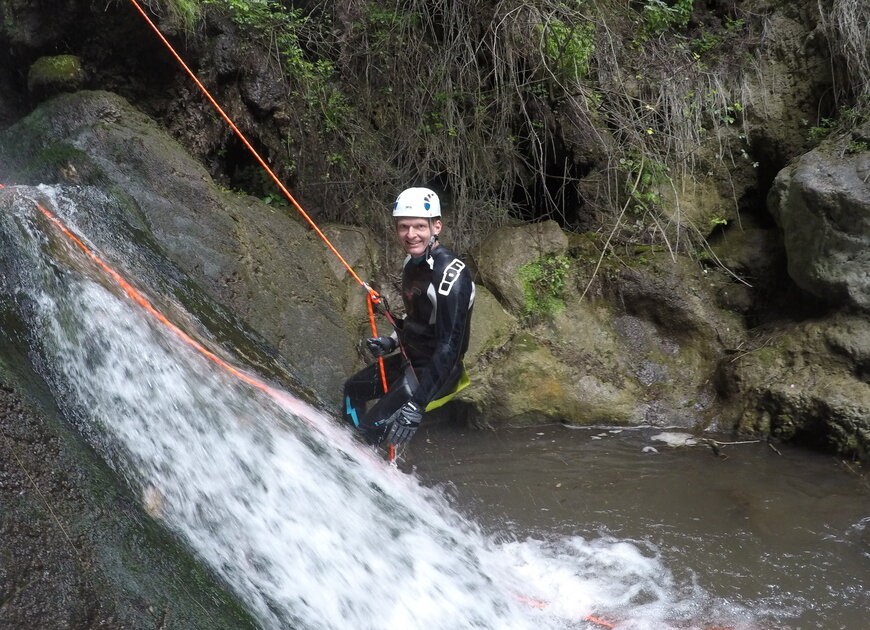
[425,234,438,259]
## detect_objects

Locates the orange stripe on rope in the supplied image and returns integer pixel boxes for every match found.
[126,0,376,302]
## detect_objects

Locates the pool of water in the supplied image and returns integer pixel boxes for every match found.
[410,423,870,630]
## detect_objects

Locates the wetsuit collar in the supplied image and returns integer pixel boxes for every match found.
[409,235,439,265]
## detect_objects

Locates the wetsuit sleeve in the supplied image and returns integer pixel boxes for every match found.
[411,255,474,408]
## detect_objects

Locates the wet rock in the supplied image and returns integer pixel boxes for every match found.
[717,314,870,459]
[0,377,257,630]
[466,245,748,429]
[465,285,517,365]
[468,330,639,425]
[0,90,356,406]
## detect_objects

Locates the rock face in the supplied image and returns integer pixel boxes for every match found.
[768,124,870,312]
[466,232,746,429]
[1,88,867,461]
[473,221,569,313]
[0,351,256,629]
[718,315,870,459]
[0,90,359,406]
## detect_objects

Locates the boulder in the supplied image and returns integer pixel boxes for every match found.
[0,90,358,406]
[474,220,568,314]
[464,285,517,367]
[768,124,870,311]
[27,55,86,101]
[718,314,870,459]
[464,330,640,426]
[465,251,744,428]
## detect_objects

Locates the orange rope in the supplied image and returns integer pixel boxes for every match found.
[366,295,389,393]
[34,202,284,398]
[125,0,377,302]
[17,194,390,473]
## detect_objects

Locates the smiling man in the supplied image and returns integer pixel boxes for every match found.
[342,187,475,448]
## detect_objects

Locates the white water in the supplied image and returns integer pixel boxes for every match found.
[0,186,754,630]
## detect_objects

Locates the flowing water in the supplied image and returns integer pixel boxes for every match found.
[0,185,866,630]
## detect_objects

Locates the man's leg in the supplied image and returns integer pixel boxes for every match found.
[342,354,406,443]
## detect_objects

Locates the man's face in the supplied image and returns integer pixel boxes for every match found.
[395,217,442,257]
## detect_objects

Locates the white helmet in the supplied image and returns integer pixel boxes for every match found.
[392,187,441,219]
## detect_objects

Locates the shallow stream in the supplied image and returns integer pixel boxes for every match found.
[412,423,870,630]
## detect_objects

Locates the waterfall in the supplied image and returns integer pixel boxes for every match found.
[0,185,744,630]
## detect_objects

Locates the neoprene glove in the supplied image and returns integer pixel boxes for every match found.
[383,401,423,445]
[366,335,397,358]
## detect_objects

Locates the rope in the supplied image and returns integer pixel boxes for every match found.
[125,0,378,302]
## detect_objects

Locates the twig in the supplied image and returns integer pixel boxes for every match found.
[579,156,645,301]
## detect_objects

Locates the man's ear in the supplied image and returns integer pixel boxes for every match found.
[432,219,443,235]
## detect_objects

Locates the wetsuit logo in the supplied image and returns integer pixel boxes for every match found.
[438,259,465,296]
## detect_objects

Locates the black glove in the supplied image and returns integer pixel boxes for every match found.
[365,335,397,358]
[383,401,423,445]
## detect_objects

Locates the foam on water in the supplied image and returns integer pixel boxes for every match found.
[0,186,753,630]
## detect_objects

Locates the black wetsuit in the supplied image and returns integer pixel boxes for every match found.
[342,242,475,443]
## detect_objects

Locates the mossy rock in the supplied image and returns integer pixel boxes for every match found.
[28,55,86,100]
[722,315,870,460]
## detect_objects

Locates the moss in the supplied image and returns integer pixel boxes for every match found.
[512,332,541,353]
[746,345,781,367]
[23,142,104,184]
[518,254,570,318]
[27,55,85,94]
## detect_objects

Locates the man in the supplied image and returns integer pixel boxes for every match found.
[342,187,475,447]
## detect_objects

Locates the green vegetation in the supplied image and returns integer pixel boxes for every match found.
[143,0,867,257]
[518,254,571,318]
[539,18,595,82]
[642,0,693,34]
[28,55,83,81]
[618,153,667,214]
[164,0,200,30]
[846,139,868,154]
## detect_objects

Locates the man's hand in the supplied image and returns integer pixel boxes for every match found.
[365,336,397,358]
[383,401,423,445]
